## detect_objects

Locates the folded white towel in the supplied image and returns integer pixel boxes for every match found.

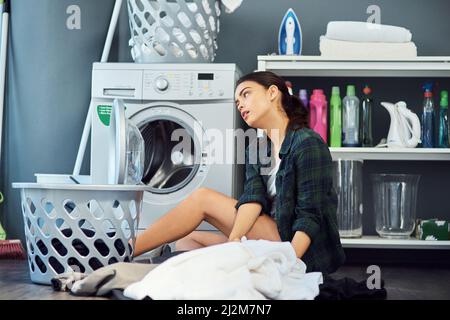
[320,36,417,59]
[326,21,412,43]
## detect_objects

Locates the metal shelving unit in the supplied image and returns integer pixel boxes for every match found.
[258,55,450,248]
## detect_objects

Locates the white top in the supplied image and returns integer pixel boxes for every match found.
[266,156,281,217]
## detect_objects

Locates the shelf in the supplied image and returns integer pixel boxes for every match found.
[341,236,450,249]
[329,147,450,161]
[257,55,450,77]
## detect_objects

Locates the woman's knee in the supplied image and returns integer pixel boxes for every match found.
[189,187,213,210]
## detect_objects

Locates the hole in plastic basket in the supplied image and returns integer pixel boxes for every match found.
[187,4,198,13]
[173,27,187,43]
[68,257,85,273]
[51,238,68,257]
[114,239,126,256]
[112,201,125,220]
[89,257,104,271]
[124,256,130,263]
[161,13,174,27]
[144,12,155,26]
[29,225,36,236]
[121,220,131,239]
[30,261,35,272]
[166,0,180,12]
[133,14,142,28]
[42,199,56,218]
[108,257,119,265]
[153,41,166,56]
[26,217,32,231]
[195,13,206,29]
[199,44,208,59]
[169,42,183,57]
[94,239,110,257]
[189,30,201,44]
[78,219,96,238]
[55,218,73,238]
[215,1,220,16]
[63,200,79,219]
[27,239,34,254]
[135,0,144,11]
[35,255,47,273]
[102,220,117,238]
[155,27,170,43]
[37,217,50,237]
[177,12,192,28]
[72,239,90,257]
[209,16,216,31]
[147,0,160,12]
[129,200,138,220]
[36,238,48,256]
[27,198,36,215]
[185,43,198,59]
[49,256,65,274]
[202,0,212,14]
[87,200,104,219]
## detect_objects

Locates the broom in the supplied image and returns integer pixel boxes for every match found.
[0,0,25,260]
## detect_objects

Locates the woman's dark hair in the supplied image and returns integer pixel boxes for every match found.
[236,71,309,130]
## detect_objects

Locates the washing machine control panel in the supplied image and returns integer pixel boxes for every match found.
[142,70,235,100]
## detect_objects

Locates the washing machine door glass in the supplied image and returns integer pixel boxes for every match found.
[138,115,200,194]
[112,99,145,184]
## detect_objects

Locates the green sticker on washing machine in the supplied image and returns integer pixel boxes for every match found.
[97,105,112,126]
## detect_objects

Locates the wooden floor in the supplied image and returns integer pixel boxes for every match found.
[1,259,450,300]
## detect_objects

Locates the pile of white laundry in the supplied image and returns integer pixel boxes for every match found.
[124,239,323,300]
[320,21,417,59]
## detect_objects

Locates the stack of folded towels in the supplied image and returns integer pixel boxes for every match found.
[320,21,417,59]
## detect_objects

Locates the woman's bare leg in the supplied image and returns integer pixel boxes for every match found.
[134,187,281,256]
[175,231,229,251]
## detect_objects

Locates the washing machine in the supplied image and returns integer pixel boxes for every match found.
[89,63,244,231]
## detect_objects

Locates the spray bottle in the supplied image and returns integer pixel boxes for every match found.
[421,82,435,148]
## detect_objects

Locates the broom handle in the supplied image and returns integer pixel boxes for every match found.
[73,0,123,176]
[0,0,9,166]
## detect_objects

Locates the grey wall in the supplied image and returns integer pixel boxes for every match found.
[2,0,450,240]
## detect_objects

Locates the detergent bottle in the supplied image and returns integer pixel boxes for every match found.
[299,89,309,110]
[361,85,374,147]
[329,86,342,147]
[309,89,328,143]
[438,90,449,148]
[421,83,435,148]
[342,85,360,147]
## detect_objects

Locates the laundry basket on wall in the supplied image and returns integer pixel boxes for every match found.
[127,0,221,63]
[12,183,146,285]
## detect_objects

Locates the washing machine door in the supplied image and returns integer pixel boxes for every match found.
[109,99,145,185]
[129,103,209,200]
[111,99,126,184]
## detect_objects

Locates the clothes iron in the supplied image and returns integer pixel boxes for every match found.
[278,8,302,55]
[380,101,421,148]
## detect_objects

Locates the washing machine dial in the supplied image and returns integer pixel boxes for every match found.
[155,77,169,91]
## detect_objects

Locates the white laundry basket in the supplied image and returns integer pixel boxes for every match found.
[12,183,147,285]
[127,0,221,63]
